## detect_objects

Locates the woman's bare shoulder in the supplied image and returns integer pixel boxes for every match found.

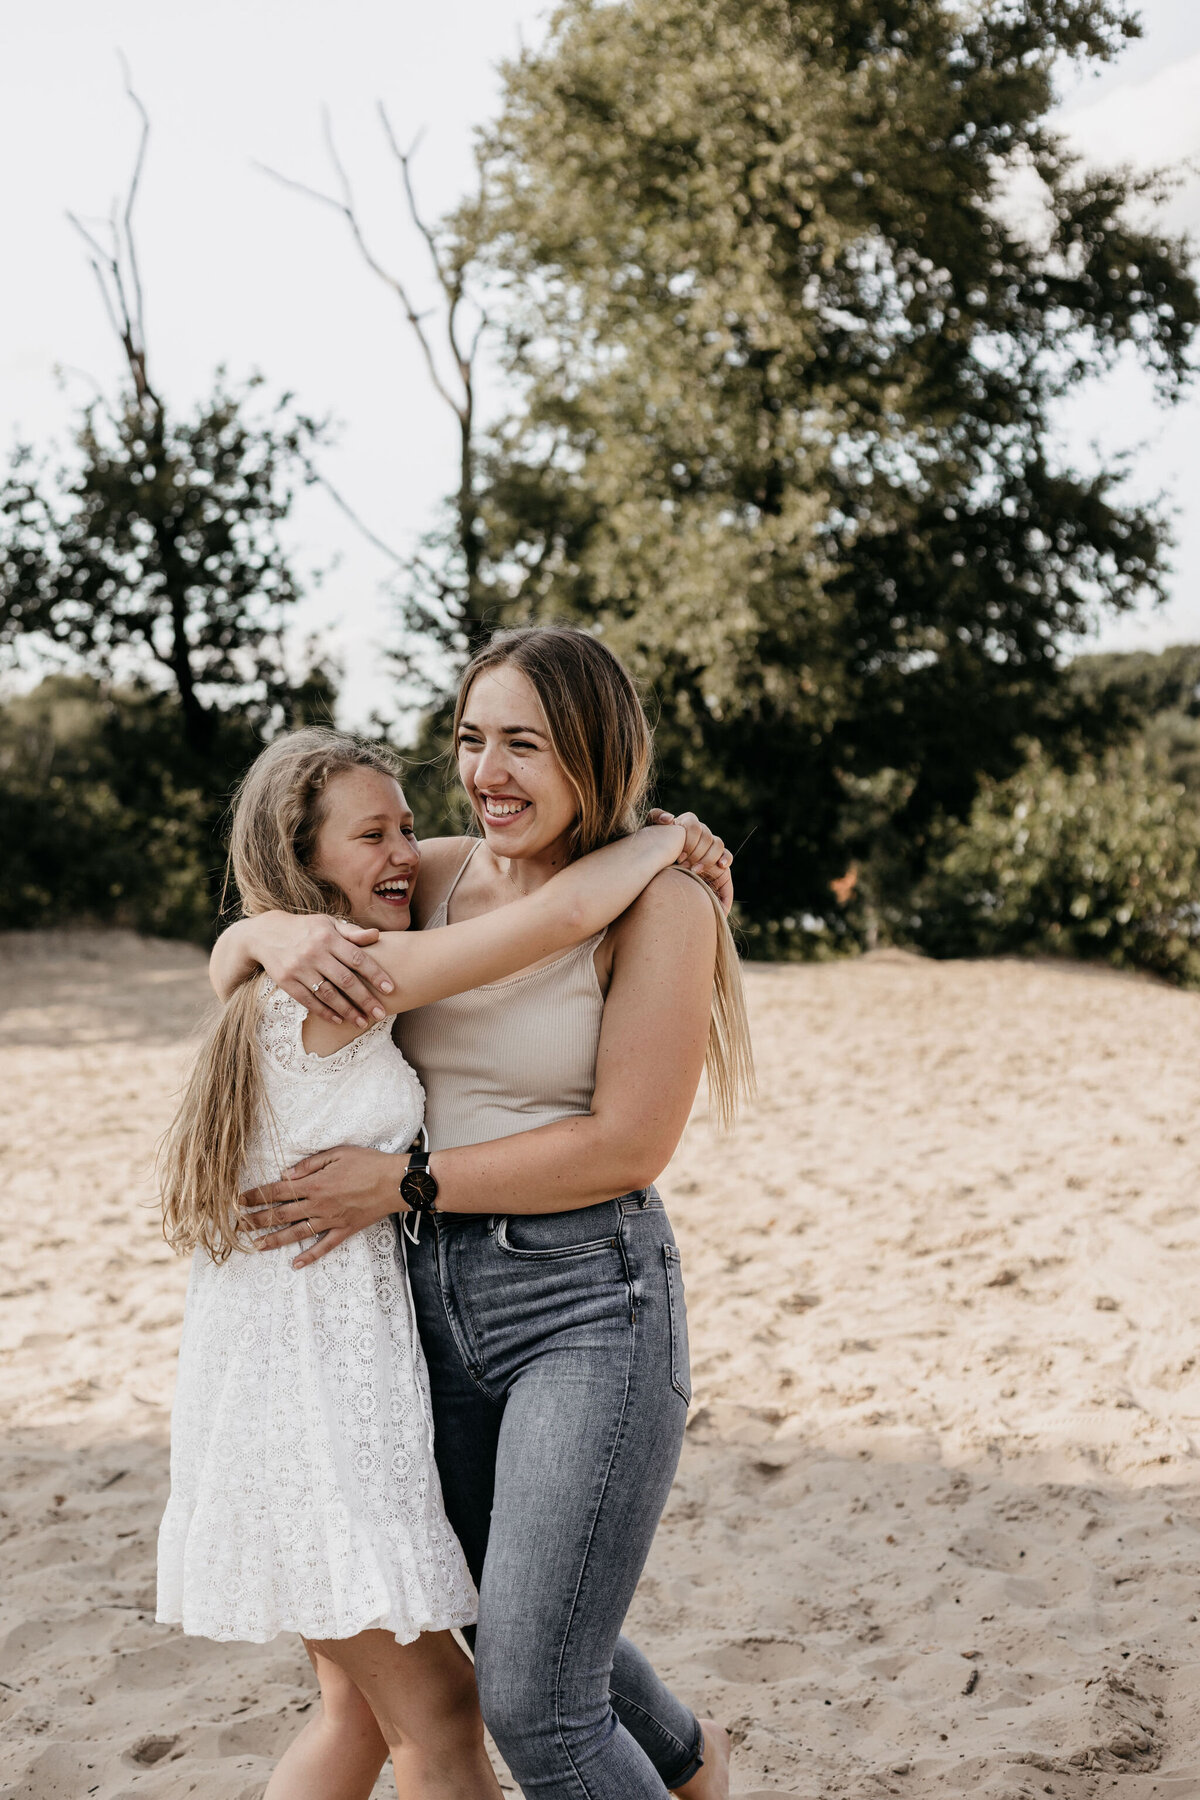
[610,866,717,944]
[417,834,475,864]
[412,836,477,926]
[416,835,480,885]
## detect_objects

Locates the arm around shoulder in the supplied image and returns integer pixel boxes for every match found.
[210,917,264,1000]
[425,867,719,1215]
[208,912,392,1026]
[371,824,687,1016]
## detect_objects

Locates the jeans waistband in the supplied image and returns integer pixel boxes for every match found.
[425,1187,662,1234]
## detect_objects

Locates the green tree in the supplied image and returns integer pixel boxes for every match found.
[413,0,1197,940]
[0,75,336,937]
[0,76,327,757]
[0,379,323,754]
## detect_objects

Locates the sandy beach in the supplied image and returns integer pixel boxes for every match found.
[2,928,1199,1799]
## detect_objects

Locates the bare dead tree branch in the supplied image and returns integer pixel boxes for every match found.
[468,309,491,367]
[103,201,140,368]
[377,105,477,402]
[256,114,468,425]
[259,104,495,655]
[49,364,123,441]
[53,363,110,403]
[117,50,151,357]
[376,115,447,300]
[301,459,407,566]
[65,212,117,272]
[70,236,126,343]
[410,550,464,607]
[64,63,160,417]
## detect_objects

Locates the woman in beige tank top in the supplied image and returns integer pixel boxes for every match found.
[215,627,753,1800]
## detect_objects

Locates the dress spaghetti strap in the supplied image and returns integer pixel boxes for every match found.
[433,840,482,924]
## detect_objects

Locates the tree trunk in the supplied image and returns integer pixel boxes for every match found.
[457,400,491,653]
[139,411,212,755]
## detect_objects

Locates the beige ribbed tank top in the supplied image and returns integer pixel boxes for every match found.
[394,843,606,1151]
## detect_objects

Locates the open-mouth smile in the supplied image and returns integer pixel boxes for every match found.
[480,794,531,823]
[372,878,410,907]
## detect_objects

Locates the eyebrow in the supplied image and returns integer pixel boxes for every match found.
[352,811,415,828]
[458,718,547,737]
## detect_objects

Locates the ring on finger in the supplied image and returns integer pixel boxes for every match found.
[311,978,326,995]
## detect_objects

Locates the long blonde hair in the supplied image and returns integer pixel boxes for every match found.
[159,728,406,1262]
[454,626,755,1125]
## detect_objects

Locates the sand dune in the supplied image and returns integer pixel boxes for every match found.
[2,930,1200,1798]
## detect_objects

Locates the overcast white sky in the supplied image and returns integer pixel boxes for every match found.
[3,0,1199,727]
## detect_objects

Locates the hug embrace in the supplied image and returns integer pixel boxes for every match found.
[155,624,755,1800]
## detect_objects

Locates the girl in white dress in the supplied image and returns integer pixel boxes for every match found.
[155,727,696,1800]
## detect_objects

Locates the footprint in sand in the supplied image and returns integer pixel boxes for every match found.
[707,1637,809,1682]
[126,1733,179,1765]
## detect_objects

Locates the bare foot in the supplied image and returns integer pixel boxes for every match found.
[671,1719,730,1800]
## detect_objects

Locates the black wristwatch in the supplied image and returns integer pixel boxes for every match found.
[399,1128,439,1216]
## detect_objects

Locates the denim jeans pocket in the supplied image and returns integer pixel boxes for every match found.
[663,1245,692,1403]
[494,1203,620,1260]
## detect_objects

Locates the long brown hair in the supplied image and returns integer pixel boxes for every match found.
[159,728,406,1262]
[454,626,755,1124]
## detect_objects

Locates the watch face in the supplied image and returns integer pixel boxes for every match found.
[404,1168,438,1208]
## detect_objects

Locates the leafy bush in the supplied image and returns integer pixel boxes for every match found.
[913,739,1200,984]
[1069,644,1200,793]
[0,676,262,940]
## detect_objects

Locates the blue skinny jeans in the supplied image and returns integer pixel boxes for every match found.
[405,1189,704,1799]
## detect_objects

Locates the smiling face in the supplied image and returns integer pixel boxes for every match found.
[309,766,420,930]
[455,665,579,863]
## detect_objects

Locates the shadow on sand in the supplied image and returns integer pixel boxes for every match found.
[3,1417,1198,1800]
[0,931,212,1051]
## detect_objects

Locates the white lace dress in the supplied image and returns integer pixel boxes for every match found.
[156,982,477,1645]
